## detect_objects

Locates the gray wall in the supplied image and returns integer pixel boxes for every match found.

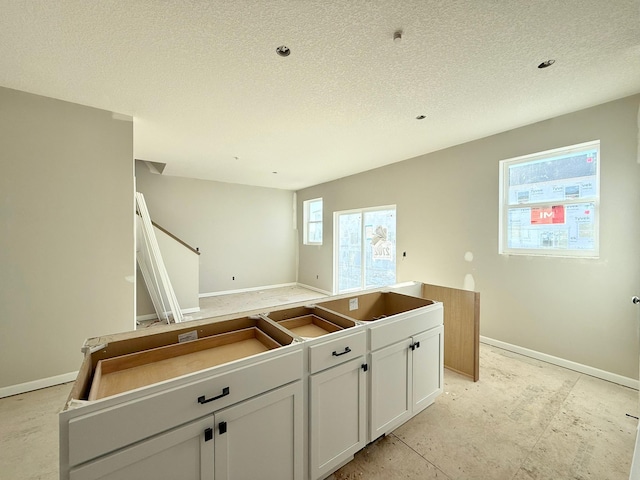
[0,87,134,389]
[297,94,640,380]
[136,163,297,294]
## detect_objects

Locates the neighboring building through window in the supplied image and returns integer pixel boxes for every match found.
[304,198,323,245]
[499,140,600,257]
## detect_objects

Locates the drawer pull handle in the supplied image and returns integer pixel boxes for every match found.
[410,341,421,351]
[332,346,351,357]
[198,386,230,404]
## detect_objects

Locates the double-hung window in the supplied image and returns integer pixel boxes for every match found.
[303,198,323,245]
[499,141,600,258]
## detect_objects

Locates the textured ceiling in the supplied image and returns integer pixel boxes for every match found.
[1,1,639,190]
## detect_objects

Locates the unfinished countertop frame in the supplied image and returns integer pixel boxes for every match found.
[60,281,477,480]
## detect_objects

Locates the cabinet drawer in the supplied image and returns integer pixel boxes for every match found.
[67,348,302,467]
[308,330,366,374]
[368,304,442,351]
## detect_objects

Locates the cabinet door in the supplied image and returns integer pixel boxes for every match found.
[369,339,412,442]
[69,416,214,480]
[309,357,367,480]
[412,325,444,414]
[214,380,303,480]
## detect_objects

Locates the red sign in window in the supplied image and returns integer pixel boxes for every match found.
[531,205,565,224]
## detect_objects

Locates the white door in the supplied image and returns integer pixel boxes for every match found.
[629,296,640,479]
[309,357,367,480]
[335,206,397,294]
[369,339,412,442]
[214,381,303,480]
[69,416,214,480]
[412,326,444,414]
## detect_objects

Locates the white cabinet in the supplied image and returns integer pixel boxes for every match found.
[69,416,215,480]
[369,339,412,442]
[69,381,303,480]
[215,380,303,480]
[60,318,305,480]
[61,289,445,480]
[411,325,444,414]
[309,357,367,480]
[368,324,444,442]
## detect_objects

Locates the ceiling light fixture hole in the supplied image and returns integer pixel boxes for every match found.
[276,45,291,57]
[538,59,555,69]
[416,115,426,120]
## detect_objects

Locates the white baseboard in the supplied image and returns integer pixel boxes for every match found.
[136,307,201,322]
[182,307,200,314]
[296,282,332,296]
[480,336,639,390]
[199,282,298,298]
[0,371,78,399]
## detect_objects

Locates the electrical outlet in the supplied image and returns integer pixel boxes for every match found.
[349,298,358,311]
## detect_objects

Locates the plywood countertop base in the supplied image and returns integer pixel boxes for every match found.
[277,315,344,339]
[89,328,279,400]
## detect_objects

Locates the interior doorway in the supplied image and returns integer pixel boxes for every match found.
[334,206,396,294]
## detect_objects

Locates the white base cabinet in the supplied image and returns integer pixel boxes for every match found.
[309,357,367,480]
[61,289,445,480]
[69,416,215,480]
[369,339,412,442]
[412,325,444,414]
[369,324,444,443]
[215,380,304,480]
[68,381,303,480]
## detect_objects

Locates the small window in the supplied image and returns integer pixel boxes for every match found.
[304,198,323,245]
[499,141,600,258]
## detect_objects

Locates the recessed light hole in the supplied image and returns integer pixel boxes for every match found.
[538,59,555,69]
[276,45,290,57]
[416,115,426,120]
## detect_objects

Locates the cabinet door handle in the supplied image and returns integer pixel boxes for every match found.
[198,386,230,404]
[361,363,368,372]
[410,342,421,351]
[219,421,227,435]
[332,346,352,357]
[204,428,213,442]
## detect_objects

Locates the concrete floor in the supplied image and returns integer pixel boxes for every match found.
[2,286,638,479]
[138,284,327,327]
[189,285,327,321]
[330,345,638,480]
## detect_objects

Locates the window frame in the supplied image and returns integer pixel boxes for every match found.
[333,204,397,294]
[303,198,323,246]
[498,140,600,258]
